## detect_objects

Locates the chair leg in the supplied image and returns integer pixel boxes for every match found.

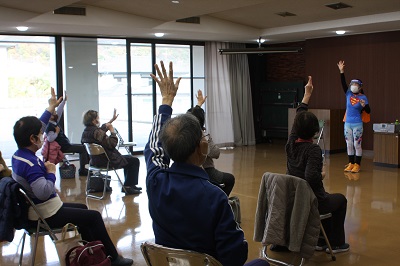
[114,169,127,193]
[320,222,336,261]
[19,232,26,266]
[262,246,295,266]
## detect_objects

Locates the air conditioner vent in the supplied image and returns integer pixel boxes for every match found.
[325,2,352,10]
[276,12,296,17]
[176,17,200,24]
[54,6,86,16]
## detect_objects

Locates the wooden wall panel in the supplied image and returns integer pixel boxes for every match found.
[253,31,400,150]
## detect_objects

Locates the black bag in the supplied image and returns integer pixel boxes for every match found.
[86,174,112,193]
[228,196,241,224]
[59,161,76,179]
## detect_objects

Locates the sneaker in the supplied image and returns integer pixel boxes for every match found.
[351,163,360,173]
[315,238,328,251]
[121,186,141,195]
[134,185,142,190]
[326,243,350,254]
[111,255,133,266]
[344,163,354,172]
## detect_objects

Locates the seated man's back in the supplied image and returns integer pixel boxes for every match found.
[145,61,248,266]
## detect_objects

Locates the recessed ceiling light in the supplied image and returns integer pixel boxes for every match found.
[16,26,28,31]
[155,33,165,37]
[336,30,346,35]
[172,0,180,3]
[68,66,73,69]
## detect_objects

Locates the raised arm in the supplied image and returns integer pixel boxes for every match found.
[290,76,313,137]
[196,89,207,107]
[39,87,63,132]
[145,61,181,175]
[108,108,119,124]
[337,60,348,93]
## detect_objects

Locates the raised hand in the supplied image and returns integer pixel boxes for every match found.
[305,76,313,96]
[108,108,119,124]
[150,61,181,106]
[196,90,207,107]
[302,76,314,105]
[337,60,345,73]
[47,87,63,113]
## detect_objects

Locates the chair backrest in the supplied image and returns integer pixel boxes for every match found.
[83,143,106,156]
[254,172,320,260]
[141,242,222,266]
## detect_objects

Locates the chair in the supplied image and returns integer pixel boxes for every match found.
[18,188,74,266]
[114,128,136,155]
[140,241,222,266]
[83,143,127,199]
[315,120,326,159]
[254,172,335,266]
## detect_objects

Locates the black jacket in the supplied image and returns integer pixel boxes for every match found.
[0,177,28,242]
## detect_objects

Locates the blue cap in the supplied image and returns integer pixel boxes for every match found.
[350,79,363,87]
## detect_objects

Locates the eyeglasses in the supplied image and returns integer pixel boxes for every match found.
[201,133,211,143]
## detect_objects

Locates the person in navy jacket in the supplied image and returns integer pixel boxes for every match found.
[145,61,268,266]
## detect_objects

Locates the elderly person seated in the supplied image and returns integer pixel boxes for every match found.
[145,61,269,266]
[12,88,133,266]
[81,109,141,195]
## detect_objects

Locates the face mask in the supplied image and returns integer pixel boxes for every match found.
[350,85,359,93]
[35,134,44,149]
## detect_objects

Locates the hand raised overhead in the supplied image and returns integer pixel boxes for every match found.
[304,76,313,96]
[196,89,207,107]
[150,61,181,106]
[337,60,345,73]
[47,87,63,113]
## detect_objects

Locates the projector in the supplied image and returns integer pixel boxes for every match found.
[373,123,400,133]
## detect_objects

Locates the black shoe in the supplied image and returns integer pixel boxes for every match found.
[78,169,89,176]
[111,255,133,266]
[121,186,141,195]
[134,185,142,190]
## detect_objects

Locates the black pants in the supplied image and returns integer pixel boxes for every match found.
[205,167,235,196]
[38,203,119,259]
[61,144,89,173]
[318,193,347,246]
[122,155,140,187]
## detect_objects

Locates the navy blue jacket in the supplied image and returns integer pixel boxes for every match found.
[145,105,248,266]
[0,177,28,242]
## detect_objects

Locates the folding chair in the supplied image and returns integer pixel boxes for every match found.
[83,143,127,199]
[18,188,73,266]
[114,128,136,155]
[315,120,326,159]
[141,241,222,266]
[255,172,336,266]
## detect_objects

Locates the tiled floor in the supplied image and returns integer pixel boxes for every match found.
[1,140,400,265]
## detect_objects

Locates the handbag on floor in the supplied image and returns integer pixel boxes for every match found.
[86,173,112,193]
[66,240,111,266]
[54,223,82,266]
[228,196,241,224]
[59,161,77,179]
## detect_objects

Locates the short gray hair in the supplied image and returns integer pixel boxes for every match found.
[160,113,203,162]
